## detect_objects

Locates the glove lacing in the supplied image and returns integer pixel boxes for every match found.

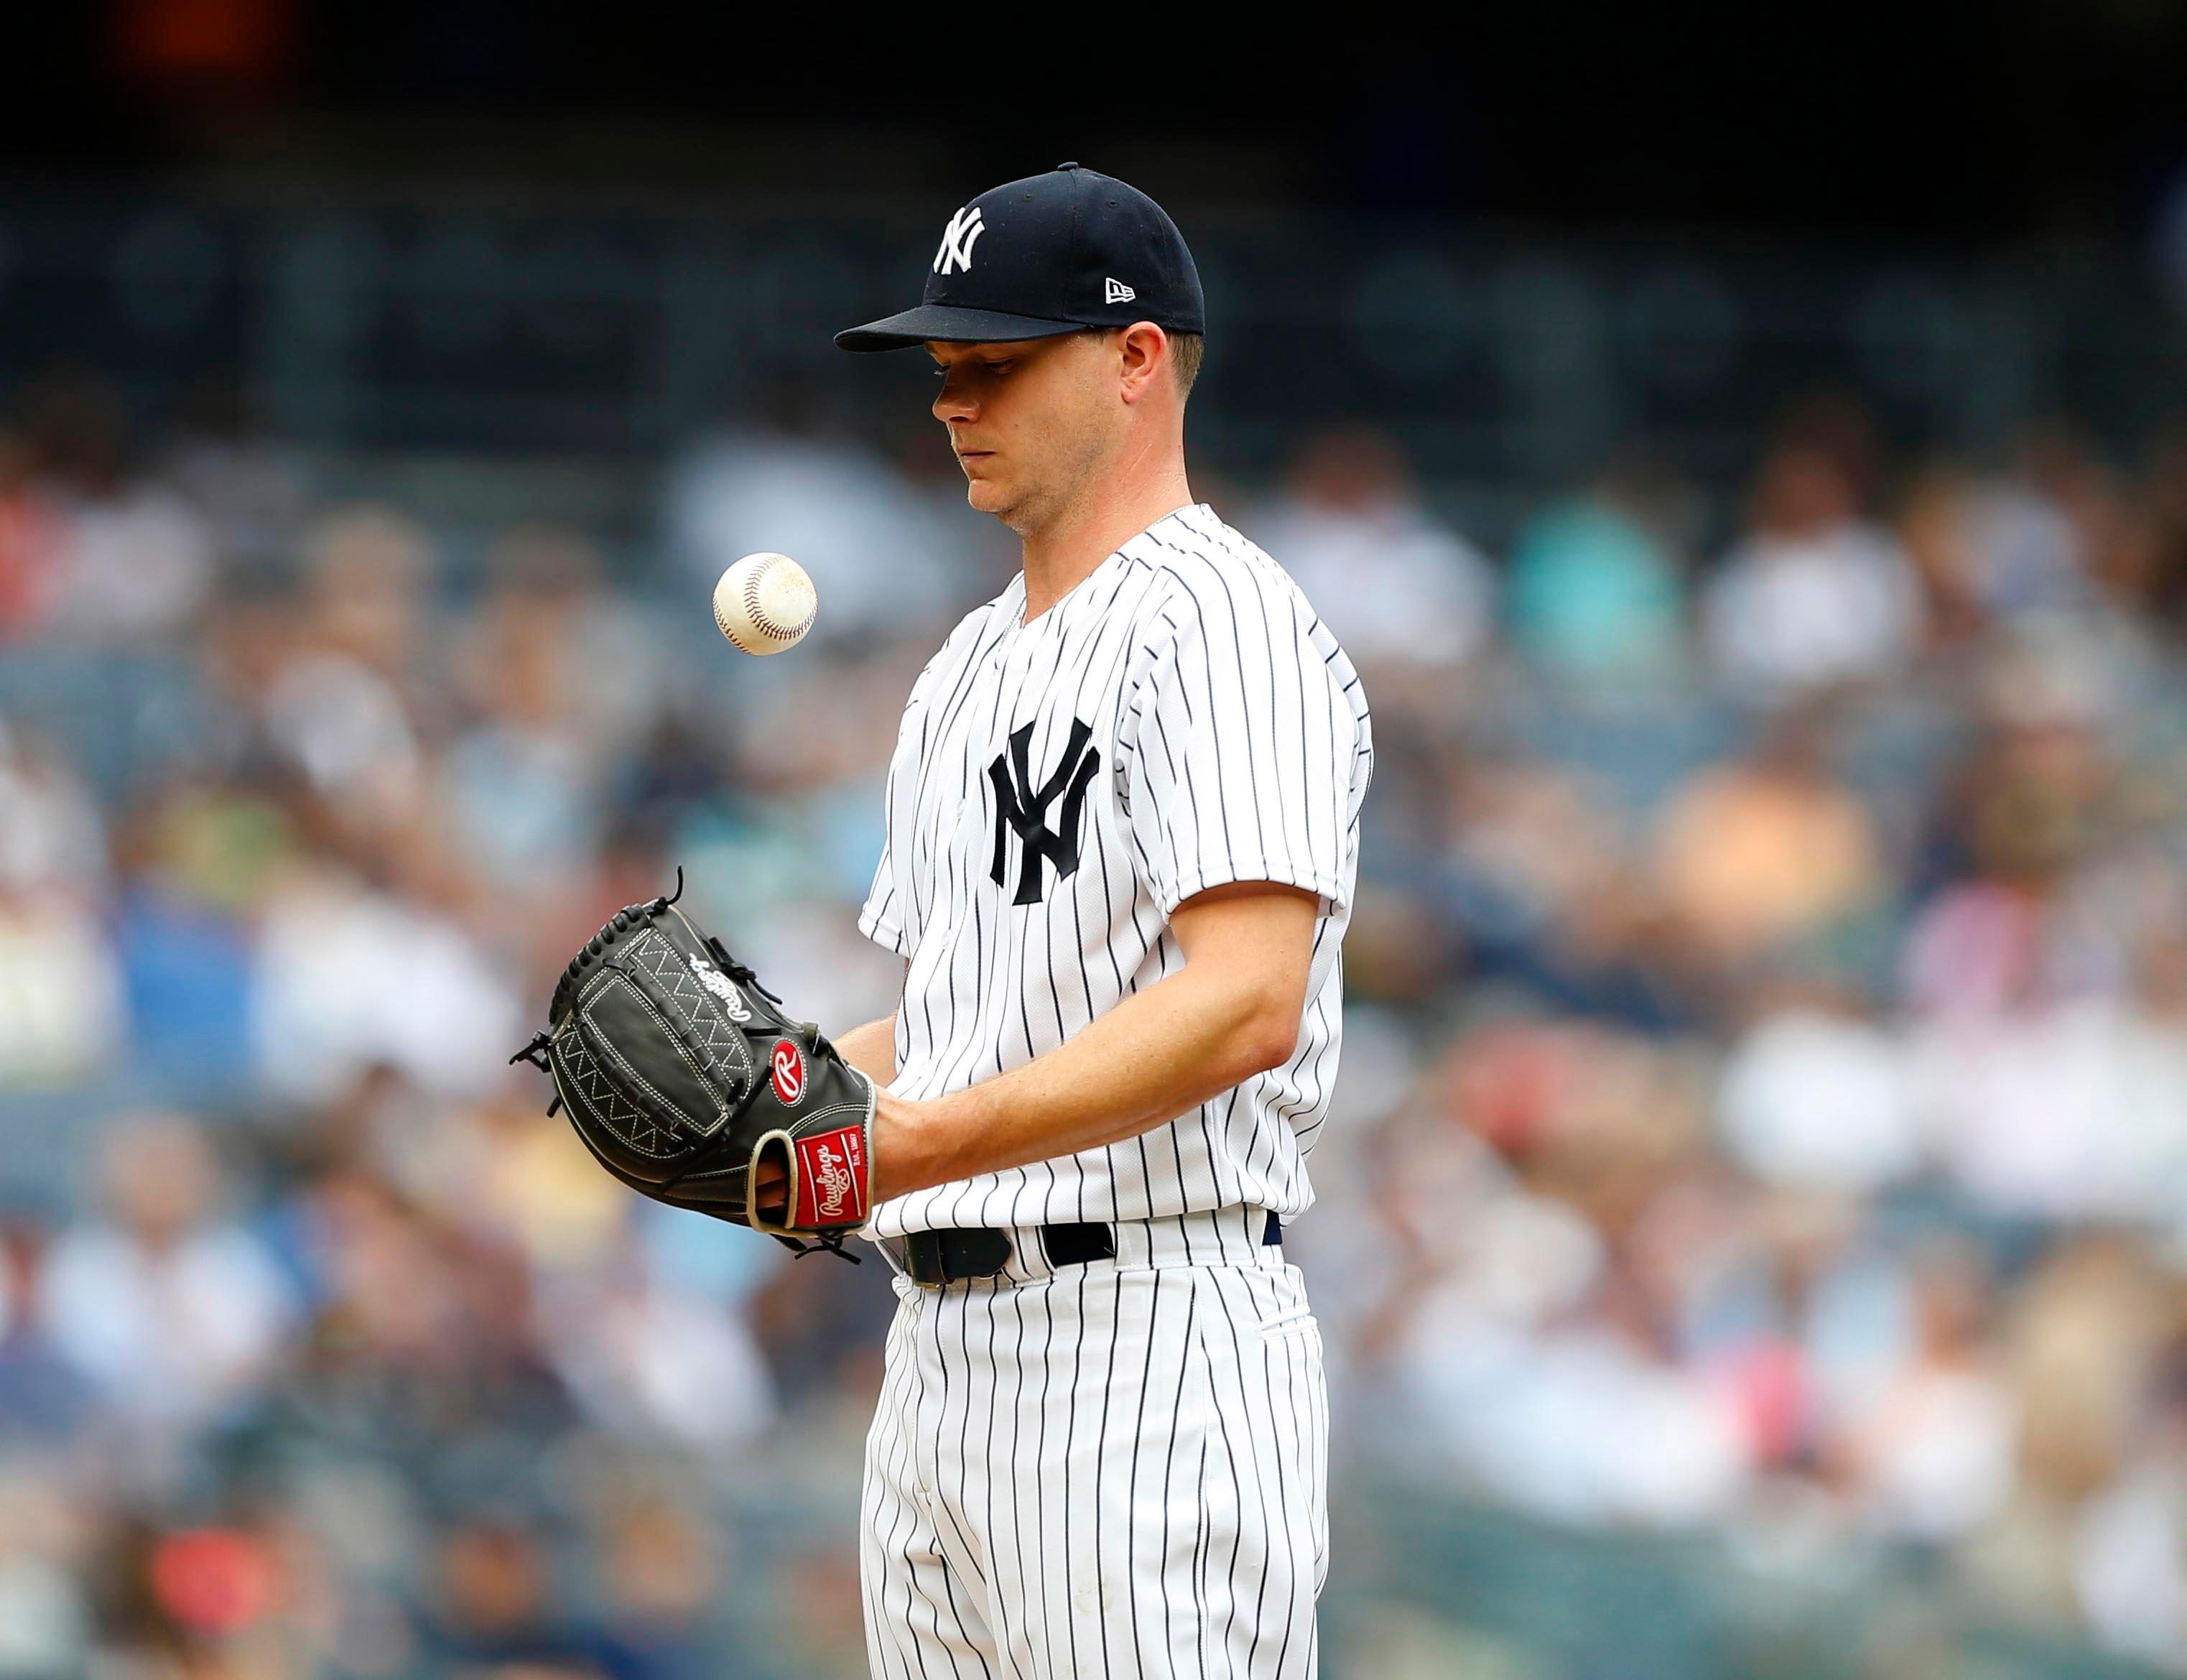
[513,869,865,1264]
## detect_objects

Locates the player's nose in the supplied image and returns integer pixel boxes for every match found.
[931,371,978,424]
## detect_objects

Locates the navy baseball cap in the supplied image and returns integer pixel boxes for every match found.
[835,162,1205,352]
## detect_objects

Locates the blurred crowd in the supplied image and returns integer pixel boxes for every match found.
[5,366,2187,1678]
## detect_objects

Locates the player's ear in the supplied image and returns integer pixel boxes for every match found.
[1115,323,1171,406]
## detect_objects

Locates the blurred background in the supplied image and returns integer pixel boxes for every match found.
[7,4,2187,1678]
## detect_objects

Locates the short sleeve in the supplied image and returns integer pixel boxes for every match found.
[1123,577,1360,920]
[855,846,909,956]
[856,665,933,960]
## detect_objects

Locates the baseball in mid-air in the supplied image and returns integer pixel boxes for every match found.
[713,552,817,655]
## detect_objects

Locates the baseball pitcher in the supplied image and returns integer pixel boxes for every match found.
[521,162,1373,1679]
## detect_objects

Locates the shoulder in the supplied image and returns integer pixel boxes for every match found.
[1120,504,1327,649]
[1113,506,1370,752]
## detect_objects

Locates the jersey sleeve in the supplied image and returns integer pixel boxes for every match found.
[855,667,932,959]
[855,844,909,957]
[1122,575,1361,920]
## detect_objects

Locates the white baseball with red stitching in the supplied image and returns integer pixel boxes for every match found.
[713,552,818,655]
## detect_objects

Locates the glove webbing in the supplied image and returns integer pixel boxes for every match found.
[509,871,860,1264]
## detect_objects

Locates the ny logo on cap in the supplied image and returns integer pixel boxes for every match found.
[934,206,986,276]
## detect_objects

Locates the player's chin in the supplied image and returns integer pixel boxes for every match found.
[962,472,1013,514]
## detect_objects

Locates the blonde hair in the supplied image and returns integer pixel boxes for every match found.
[1169,333,1204,402]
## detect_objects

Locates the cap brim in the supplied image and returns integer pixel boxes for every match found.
[833,304,1089,353]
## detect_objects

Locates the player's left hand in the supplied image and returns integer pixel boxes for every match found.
[753,1154,789,1216]
[511,873,878,1261]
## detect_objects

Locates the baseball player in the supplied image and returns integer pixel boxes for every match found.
[823,164,1376,1679]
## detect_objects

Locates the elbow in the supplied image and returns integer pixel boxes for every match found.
[1235,1002,1301,1080]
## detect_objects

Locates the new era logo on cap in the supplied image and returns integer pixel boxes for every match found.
[1105,277,1136,305]
[934,206,985,275]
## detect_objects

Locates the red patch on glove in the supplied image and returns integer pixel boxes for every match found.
[770,1039,804,1104]
[793,1125,868,1228]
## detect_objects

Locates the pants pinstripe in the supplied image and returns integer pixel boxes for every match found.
[861,1212,1329,1680]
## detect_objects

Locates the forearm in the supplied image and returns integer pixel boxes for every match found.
[835,1011,898,1085]
[876,962,1291,1202]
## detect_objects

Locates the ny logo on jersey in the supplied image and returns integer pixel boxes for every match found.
[933,205,986,275]
[989,718,1100,906]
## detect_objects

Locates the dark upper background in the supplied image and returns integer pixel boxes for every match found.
[11,0,2187,241]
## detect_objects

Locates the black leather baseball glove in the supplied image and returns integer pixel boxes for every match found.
[511,872,876,1260]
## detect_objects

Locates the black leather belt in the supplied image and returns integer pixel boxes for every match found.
[900,1212,1282,1287]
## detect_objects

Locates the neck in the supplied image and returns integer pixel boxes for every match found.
[1018,442,1192,622]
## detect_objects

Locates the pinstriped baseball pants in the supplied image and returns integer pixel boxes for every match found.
[861,1209,1329,1680]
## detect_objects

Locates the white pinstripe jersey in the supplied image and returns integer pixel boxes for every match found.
[856,503,1374,1238]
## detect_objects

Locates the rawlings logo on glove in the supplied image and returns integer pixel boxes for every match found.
[791,1125,868,1227]
[691,960,753,1021]
[509,871,876,1261]
[771,1040,805,1104]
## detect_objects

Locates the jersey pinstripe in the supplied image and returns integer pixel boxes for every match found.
[855,503,1373,1240]
[863,1217,1328,1680]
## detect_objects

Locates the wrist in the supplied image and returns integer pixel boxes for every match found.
[870,1087,951,1204]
